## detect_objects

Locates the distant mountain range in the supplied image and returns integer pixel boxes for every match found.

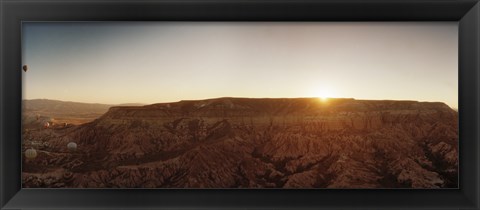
[22,97,458,188]
[23,99,145,114]
[22,99,145,125]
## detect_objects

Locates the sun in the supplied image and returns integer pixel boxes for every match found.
[317,88,334,101]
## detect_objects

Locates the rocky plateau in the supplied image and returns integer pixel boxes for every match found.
[22,97,458,188]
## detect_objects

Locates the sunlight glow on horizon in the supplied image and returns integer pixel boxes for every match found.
[22,22,458,109]
[313,87,336,100]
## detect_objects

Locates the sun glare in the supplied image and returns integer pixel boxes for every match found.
[317,88,334,102]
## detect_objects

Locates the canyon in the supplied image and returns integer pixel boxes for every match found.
[22,97,458,188]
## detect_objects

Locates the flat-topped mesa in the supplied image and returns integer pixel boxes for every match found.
[99,97,455,120]
[101,105,171,119]
[34,97,457,189]
[334,100,453,112]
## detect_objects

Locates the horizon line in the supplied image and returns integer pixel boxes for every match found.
[22,97,458,109]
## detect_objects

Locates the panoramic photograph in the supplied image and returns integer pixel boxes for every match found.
[21,22,458,188]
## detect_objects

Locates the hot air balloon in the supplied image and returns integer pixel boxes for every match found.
[22,65,28,72]
[25,148,37,160]
[67,142,77,152]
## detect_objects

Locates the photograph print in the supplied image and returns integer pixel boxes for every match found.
[21,22,458,188]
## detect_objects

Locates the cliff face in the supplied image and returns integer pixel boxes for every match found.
[22,98,458,188]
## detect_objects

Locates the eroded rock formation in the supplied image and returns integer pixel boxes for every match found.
[22,98,458,188]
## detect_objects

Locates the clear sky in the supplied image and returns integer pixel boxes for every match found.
[22,22,458,108]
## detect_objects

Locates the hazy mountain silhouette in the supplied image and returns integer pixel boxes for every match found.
[23,99,145,125]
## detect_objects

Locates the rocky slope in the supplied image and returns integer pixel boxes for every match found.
[22,97,458,188]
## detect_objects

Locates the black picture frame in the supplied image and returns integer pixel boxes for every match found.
[1,0,479,209]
